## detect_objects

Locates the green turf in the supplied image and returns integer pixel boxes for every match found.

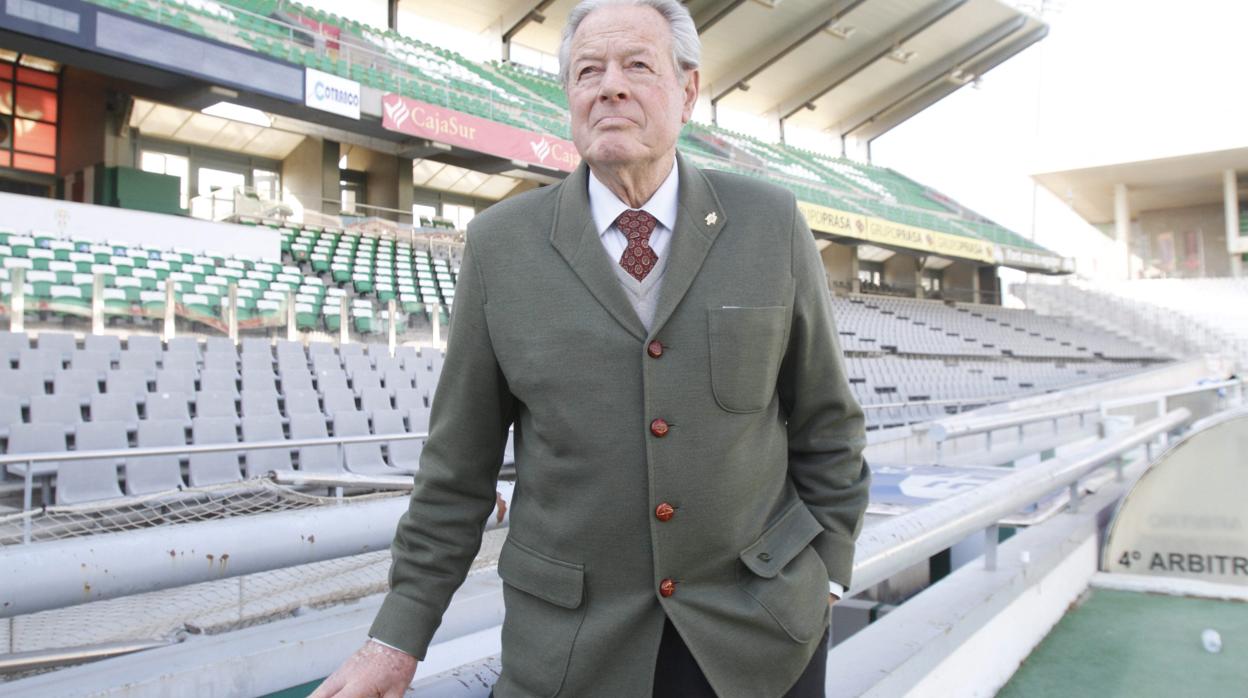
[998,588,1248,697]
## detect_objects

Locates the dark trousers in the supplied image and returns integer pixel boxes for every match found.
[652,616,829,698]
[490,617,829,698]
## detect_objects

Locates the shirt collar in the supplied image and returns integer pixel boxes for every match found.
[587,160,680,237]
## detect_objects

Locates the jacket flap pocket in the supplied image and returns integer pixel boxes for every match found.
[497,538,585,609]
[739,501,825,579]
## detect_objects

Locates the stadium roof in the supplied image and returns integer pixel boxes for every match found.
[1033,146,1248,225]
[417,0,1049,143]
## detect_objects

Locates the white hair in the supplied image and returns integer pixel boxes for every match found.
[558,0,701,90]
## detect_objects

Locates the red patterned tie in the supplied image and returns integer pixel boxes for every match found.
[616,209,659,281]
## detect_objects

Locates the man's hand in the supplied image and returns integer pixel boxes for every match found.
[309,640,419,698]
[829,593,840,607]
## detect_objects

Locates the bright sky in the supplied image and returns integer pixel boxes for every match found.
[871,0,1248,285]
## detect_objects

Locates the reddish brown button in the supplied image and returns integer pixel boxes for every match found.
[655,502,674,522]
[647,340,664,358]
[659,578,676,597]
[650,418,669,437]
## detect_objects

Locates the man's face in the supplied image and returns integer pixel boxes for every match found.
[566,5,699,171]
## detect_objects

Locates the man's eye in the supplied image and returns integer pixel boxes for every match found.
[630,61,649,70]
[579,66,599,78]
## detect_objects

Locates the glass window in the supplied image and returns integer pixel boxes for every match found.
[252,169,279,200]
[0,83,11,116]
[15,85,56,123]
[13,119,55,155]
[140,151,190,209]
[443,203,475,230]
[13,152,53,173]
[16,67,57,89]
[194,166,246,221]
[412,204,437,225]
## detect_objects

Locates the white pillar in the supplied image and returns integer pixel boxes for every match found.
[972,265,982,305]
[1114,183,1131,280]
[849,247,861,294]
[1224,169,1242,278]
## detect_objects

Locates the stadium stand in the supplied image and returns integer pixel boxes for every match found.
[77,0,1048,257]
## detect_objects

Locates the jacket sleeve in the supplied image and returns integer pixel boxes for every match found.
[368,230,514,659]
[777,195,871,591]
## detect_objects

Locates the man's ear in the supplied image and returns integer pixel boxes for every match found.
[681,69,700,124]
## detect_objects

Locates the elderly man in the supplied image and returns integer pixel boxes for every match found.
[312,1,869,696]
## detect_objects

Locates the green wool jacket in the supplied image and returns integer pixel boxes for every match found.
[369,153,871,697]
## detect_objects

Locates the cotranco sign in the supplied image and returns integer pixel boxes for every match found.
[305,68,360,120]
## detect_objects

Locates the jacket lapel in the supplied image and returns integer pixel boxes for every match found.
[648,153,726,338]
[549,162,649,341]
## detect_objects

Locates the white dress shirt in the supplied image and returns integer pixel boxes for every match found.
[588,161,678,262]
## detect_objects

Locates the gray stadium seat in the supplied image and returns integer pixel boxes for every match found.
[0,368,47,401]
[203,352,239,372]
[289,413,340,473]
[307,341,335,357]
[71,349,112,377]
[53,369,101,404]
[6,422,67,478]
[62,421,127,505]
[90,392,139,431]
[394,388,425,412]
[241,337,273,356]
[204,337,235,355]
[351,371,383,394]
[373,409,421,474]
[195,390,239,420]
[274,339,304,357]
[160,352,197,373]
[315,370,350,395]
[129,420,186,495]
[241,352,274,371]
[125,335,162,355]
[166,336,201,356]
[284,389,322,417]
[0,394,22,437]
[241,414,293,478]
[118,350,159,377]
[359,387,393,417]
[312,352,343,374]
[241,368,279,393]
[83,334,122,361]
[334,410,394,475]
[155,369,195,395]
[401,353,428,373]
[338,344,365,359]
[343,355,373,377]
[241,390,280,418]
[30,394,82,429]
[322,387,358,419]
[0,330,30,364]
[407,405,432,435]
[20,348,64,378]
[383,369,413,393]
[105,369,149,400]
[280,370,315,394]
[276,353,309,375]
[189,417,243,486]
[199,369,240,396]
[145,391,191,426]
[373,357,402,374]
[36,332,76,361]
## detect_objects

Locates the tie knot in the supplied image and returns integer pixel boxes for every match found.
[615,209,658,241]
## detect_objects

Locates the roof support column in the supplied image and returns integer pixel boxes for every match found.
[971,264,981,304]
[850,246,861,294]
[1114,183,1131,281]
[1224,169,1242,278]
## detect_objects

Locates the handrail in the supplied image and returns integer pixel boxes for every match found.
[928,404,1101,442]
[846,407,1188,595]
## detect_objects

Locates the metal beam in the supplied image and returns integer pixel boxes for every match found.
[690,0,749,33]
[856,24,1049,143]
[709,0,869,106]
[501,0,557,47]
[775,0,968,122]
[837,15,1028,138]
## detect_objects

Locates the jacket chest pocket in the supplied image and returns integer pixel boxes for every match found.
[708,305,788,413]
[497,537,587,697]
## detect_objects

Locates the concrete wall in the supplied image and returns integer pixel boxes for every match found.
[882,254,918,289]
[820,241,855,284]
[1137,203,1231,278]
[281,137,328,223]
[943,261,978,303]
[57,68,109,178]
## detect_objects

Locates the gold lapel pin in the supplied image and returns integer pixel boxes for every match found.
[705,212,718,226]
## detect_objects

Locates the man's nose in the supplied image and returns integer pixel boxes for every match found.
[597,63,629,102]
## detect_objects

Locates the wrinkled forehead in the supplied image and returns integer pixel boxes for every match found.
[569,6,672,61]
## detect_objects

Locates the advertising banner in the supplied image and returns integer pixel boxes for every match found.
[382,93,580,172]
[305,68,360,119]
[797,200,997,264]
